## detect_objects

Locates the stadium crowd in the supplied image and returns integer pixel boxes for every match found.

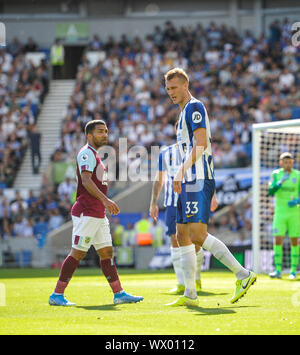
[0,37,49,189]
[53,18,300,173]
[1,19,299,250]
[0,37,50,238]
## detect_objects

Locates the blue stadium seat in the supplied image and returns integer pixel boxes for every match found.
[292,106,300,119]
[15,250,32,267]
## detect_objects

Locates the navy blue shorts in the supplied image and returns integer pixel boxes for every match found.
[165,205,177,236]
[176,179,215,225]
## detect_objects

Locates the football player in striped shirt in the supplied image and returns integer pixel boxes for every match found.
[149,123,205,295]
[49,120,143,306]
[164,68,256,306]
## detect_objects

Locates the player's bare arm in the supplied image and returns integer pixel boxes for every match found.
[149,170,165,221]
[210,191,218,212]
[81,170,120,215]
[173,127,207,194]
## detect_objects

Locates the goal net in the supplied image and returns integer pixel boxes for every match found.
[252,119,300,274]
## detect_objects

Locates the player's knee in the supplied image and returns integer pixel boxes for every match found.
[97,246,113,260]
[176,233,190,246]
[70,248,86,261]
[190,233,206,248]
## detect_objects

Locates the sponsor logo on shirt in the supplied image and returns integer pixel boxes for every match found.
[192,111,202,123]
[81,154,88,161]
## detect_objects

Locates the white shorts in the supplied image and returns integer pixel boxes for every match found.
[71,214,112,252]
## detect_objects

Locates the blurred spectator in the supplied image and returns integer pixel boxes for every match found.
[26,189,38,208]
[0,197,11,221]
[151,219,165,248]
[28,124,41,174]
[23,37,39,53]
[48,208,64,231]
[122,222,136,246]
[10,191,28,216]
[89,34,103,51]
[50,39,64,79]
[232,220,252,246]
[7,37,23,57]
[23,218,34,238]
[112,217,124,246]
[57,177,76,201]
[134,213,153,245]
[33,215,49,248]
[269,20,281,44]
[12,215,28,237]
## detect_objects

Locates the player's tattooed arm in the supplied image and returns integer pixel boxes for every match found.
[81,171,120,215]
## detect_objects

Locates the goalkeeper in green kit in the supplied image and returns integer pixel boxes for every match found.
[268,152,300,280]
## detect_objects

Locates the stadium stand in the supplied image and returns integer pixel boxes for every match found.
[53,19,299,172]
[0,17,299,257]
[0,40,49,189]
[0,40,50,239]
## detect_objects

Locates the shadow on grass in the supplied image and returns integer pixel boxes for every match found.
[76,304,119,311]
[161,290,229,297]
[187,305,259,316]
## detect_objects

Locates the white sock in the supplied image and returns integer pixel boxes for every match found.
[196,248,204,281]
[202,234,249,280]
[170,247,184,286]
[180,244,197,299]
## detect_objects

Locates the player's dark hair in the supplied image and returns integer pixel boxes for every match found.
[85,119,106,136]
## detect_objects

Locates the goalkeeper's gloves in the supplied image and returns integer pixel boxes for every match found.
[278,172,290,186]
[288,198,300,207]
[268,172,290,196]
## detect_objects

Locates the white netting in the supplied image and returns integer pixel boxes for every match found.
[258,126,300,273]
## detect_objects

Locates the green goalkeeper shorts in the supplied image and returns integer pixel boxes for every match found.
[272,211,300,238]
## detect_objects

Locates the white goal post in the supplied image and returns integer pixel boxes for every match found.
[252,119,300,274]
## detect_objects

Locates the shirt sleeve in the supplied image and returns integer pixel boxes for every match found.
[77,148,97,174]
[158,151,165,172]
[268,171,279,196]
[186,101,207,132]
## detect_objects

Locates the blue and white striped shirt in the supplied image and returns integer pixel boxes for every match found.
[158,144,181,207]
[176,97,214,183]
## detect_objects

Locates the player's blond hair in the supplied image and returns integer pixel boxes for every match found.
[164,68,189,84]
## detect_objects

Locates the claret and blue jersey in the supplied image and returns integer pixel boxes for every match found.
[71,143,108,219]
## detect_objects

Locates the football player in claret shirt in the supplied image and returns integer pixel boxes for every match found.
[49,120,143,306]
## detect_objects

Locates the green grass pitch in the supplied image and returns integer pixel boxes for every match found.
[0,268,299,335]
